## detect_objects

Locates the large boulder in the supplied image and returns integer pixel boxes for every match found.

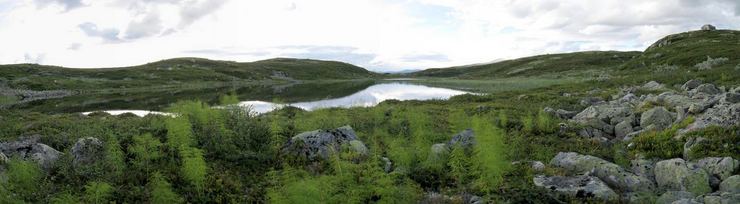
[533,175,618,202]
[282,126,367,161]
[71,137,104,167]
[631,158,657,182]
[703,192,740,204]
[690,84,721,96]
[721,92,740,104]
[654,158,712,195]
[695,157,739,181]
[720,175,740,193]
[656,191,695,204]
[701,24,717,31]
[0,136,61,170]
[640,107,675,131]
[682,79,703,91]
[614,120,634,139]
[550,152,655,192]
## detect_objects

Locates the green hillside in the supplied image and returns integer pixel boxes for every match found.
[622,29,740,70]
[0,57,378,90]
[412,51,640,78]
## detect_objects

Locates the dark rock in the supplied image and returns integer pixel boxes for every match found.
[701,24,716,31]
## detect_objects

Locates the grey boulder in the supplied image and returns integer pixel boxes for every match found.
[533,175,618,202]
[550,152,655,192]
[656,191,695,204]
[640,107,675,131]
[695,157,739,181]
[654,158,712,195]
[682,79,703,91]
[0,136,61,170]
[71,137,104,167]
[719,175,740,193]
[282,126,368,161]
[447,129,475,148]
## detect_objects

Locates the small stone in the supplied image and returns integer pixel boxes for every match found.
[531,161,545,172]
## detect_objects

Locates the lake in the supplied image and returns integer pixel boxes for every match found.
[11,81,471,115]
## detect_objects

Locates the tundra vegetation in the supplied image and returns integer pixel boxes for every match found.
[0,28,739,203]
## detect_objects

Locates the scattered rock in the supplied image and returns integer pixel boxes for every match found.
[630,159,657,182]
[580,97,605,107]
[0,136,61,170]
[640,107,675,131]
[721,92,740,104]
[654,158,711,195]
[614,120,633,139]
[282,126,367,161]
[550,152,654,192]
[642,81,665,91]
[656,191,695,204]
[381,157,393,173]
[447,129,475,148]
[701,24,716,31]
[690,84,721,96]
[544,107,577,119]
[71,137,104,167]
[695,157,739,181]
[531,161,545,172]
[719,175,740,193]
[682,79,703,91]
[533,175,618,202]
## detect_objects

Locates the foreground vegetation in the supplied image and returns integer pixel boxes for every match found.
[0,28,739,203]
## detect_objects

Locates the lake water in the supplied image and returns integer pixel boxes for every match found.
[77,82,470,115]
[238,83,470,114]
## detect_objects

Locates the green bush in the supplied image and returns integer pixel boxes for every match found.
[83,181,114,203]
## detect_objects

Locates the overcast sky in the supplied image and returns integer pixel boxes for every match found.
[0,0,739,72]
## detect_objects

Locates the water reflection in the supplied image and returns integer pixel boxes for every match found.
[239,83,469,114]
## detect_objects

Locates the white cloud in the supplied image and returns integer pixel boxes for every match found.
[0,0,738,71]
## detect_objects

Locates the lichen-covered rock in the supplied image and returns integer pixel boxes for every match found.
[690,84,721,96]
[614,120,633,139]
[703,192,740,204]
[640,107,675,131]
[282,126,367,161]
[550,152,655,192]
[695,157,739,181]
[682,79,703,91]
[0,136,61,170]
[720,175,740,193]
[654,158,712,195]
[721,92,740,104]
[656,191,695,204]
[642,81,665,91]
[531,161,545,172]
[71,137,104,167]
[533,175,618,202]
[631,159,657,182]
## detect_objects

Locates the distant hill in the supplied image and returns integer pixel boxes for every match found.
[0,57,378,90]
[412,29,740,79]
[411,51,640,78]
[622,29,740,70]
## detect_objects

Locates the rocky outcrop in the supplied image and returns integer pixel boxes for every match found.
[533,175,618,202]
[550,152,655,192]
[655,158,712,195]
[282,126,368,161]
[71,137,104,167]
[0,136,61,170]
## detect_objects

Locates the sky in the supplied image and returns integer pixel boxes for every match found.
[0,0,739,72]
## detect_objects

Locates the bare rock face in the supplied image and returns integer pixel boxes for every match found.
[0,136,61,170]
[282,126,368,161]
[533,175,618,202]
[71,137,104,167]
